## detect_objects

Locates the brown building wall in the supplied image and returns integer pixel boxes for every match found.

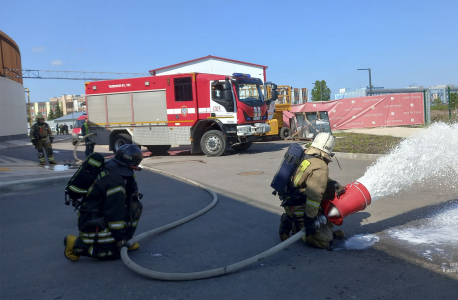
[0,30,22,85]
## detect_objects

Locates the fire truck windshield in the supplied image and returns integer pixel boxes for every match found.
[235,84,264,104]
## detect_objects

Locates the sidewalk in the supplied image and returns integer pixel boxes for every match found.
[0,135,76,192]
[336,126,425,138]
[0,134,73,150]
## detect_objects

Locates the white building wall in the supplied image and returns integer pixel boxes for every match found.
[155,58,265,82]
[0,77,28,140]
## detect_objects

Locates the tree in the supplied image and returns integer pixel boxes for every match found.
[54,101,64,118]
[311,80,331,101]
[48,109,55,121]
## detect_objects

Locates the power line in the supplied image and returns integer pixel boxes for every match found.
[2,68,149,81]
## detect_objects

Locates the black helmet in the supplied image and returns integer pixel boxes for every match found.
[113,144,143,167]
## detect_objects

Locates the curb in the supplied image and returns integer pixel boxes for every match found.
[333,152,383,160]
[0,137,73,151]
[0,175,73,193]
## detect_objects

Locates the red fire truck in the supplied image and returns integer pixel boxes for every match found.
[84,73,277,156]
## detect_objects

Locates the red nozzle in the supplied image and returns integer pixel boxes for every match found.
[322,181,371,225]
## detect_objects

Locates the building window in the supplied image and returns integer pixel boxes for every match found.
[174,77,193,102]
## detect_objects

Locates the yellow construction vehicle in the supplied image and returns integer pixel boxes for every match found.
[264,85,331,140]
[265,85,293,138]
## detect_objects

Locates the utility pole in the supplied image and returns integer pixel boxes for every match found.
[357,68,372,96]
[25,88,32,128]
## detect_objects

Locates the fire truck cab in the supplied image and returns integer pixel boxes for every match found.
[85,73,277,156]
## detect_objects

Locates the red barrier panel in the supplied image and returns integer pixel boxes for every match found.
[290,93,424,129]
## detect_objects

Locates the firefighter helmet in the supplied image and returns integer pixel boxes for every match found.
[311,132,335,156]
[113,144,143,167]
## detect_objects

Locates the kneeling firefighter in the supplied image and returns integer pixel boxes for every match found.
[279,132,345,249]
[64,144,144,261]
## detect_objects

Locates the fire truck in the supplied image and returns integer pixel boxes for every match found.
[84,73,277,156]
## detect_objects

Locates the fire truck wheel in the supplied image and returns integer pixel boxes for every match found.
[280,127,292,139]
[230,142,252,151]
[201,130,226,157]
[112,133,132,154]
[146,145,171,156]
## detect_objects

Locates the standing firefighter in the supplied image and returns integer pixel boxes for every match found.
[30,117,56,165]
[278,132,345,249]
[81,116,94,158]
[64,144,144,261]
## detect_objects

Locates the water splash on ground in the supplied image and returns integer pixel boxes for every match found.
[357,123,458,201]
[385,201,458,262]
[341,234,379,250]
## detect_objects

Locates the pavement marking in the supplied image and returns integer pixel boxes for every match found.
[0,155,38,165]
[0,167,12,171]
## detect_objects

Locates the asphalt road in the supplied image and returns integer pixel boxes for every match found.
[1,140,457,299]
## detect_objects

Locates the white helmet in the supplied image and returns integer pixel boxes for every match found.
[311,132,335,156]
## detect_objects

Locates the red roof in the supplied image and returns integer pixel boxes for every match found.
[149,55,268,75]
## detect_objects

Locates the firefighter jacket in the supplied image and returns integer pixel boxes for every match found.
[78,168,133,243]
[81,121,90,141]
[288,146,331,219]
[30,122,52,141]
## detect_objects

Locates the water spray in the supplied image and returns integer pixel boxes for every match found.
[323,122,458,225]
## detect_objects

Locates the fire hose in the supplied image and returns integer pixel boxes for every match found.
[73,133,95,162]
[120,166,307,281]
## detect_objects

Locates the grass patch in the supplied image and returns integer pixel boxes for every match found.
[431,109,458,123]
[332,132,403,154]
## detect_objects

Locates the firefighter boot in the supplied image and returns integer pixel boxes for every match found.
[64,235,80,262]
[49,161,57,165]
[333,230,345,240]
[128,242,140,251]
[279,213,293,241]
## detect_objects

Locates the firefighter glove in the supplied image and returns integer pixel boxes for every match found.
[315,215,328,228]
[49,137,54,143]
[336,186,346,198]
[32,139,38,146]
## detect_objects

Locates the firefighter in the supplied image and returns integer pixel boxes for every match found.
[64,144,144,261]
[30,117,56,165]
[278,132,345,249]
[81,116,94,158]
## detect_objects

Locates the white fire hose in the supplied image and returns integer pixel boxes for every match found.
[73,133,307,281]
[73,133,95,162]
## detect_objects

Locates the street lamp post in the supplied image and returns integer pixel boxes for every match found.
[312,82,323,101]
[357,68,372,96]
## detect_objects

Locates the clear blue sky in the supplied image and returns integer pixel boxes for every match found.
[2,0,457,102]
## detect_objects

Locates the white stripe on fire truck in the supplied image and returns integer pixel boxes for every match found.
[198,107,211,113]
[166,108,196,114]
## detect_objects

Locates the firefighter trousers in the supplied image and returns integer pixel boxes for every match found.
[73,200,143,260]
[35,139,54,163]
[282,205,334,249]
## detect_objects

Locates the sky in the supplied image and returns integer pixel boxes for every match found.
[2,0,457,102]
